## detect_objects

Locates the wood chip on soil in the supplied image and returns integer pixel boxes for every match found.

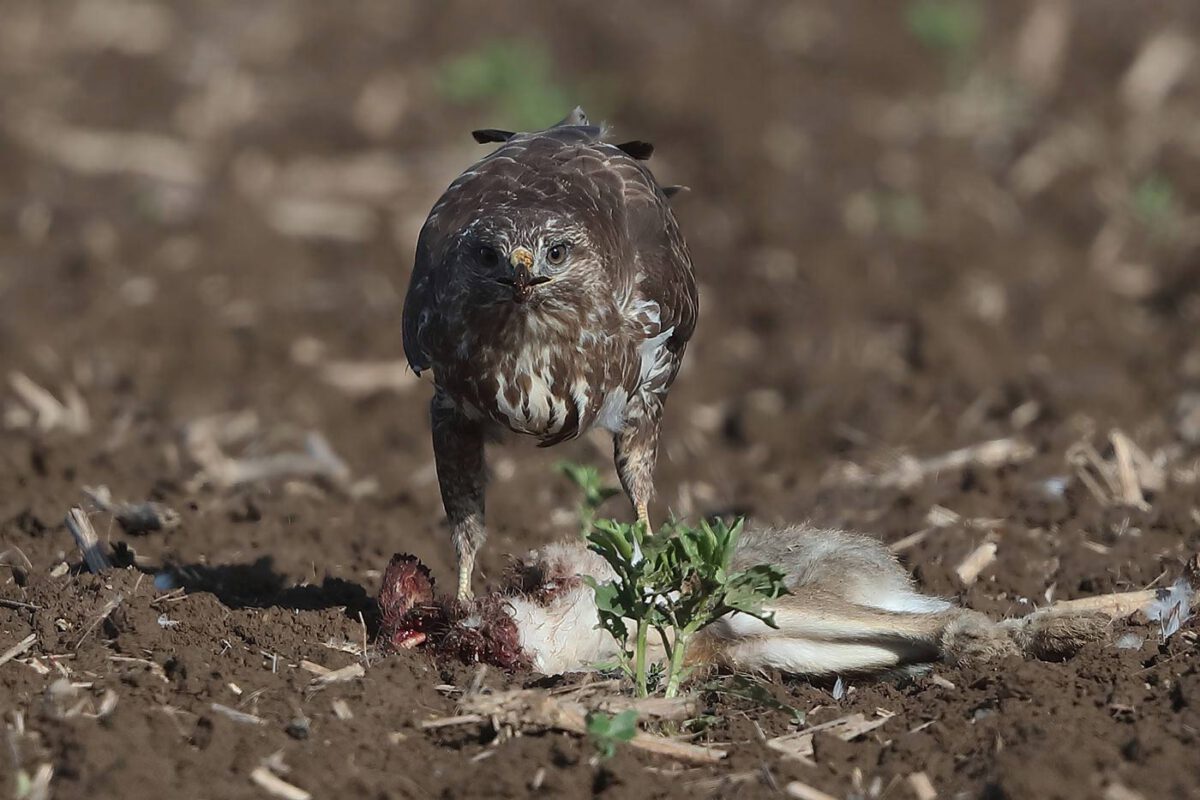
[908,771,937,800]
[211,702,264,725]
[64,507,112,573]
[0,633,36,668]
[309,662,364,687]
[955,542,998,586]
[442,687,726,764]
[250,766,311,800]
[767,711,895,761]
[785,780,839,800]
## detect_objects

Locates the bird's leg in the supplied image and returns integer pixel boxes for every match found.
[614,408,662,538]
[431,394,486,600]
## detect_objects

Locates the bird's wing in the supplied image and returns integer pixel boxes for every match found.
[401,221,439,375]
[614,156,699,355]
[401,139,537,374]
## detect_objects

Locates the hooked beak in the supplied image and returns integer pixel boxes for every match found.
[500,247,550,303]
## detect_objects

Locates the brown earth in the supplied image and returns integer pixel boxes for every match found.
[2,1,1200,798]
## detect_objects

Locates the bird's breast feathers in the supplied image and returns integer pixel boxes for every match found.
[430,300,673,441]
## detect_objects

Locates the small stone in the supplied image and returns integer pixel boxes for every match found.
[285,716,310,740]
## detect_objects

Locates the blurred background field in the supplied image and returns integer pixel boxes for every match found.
[2,2,1200,798]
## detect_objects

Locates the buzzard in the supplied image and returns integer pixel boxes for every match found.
[402,108,698,598]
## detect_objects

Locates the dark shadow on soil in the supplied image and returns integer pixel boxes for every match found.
[165,557,380,631]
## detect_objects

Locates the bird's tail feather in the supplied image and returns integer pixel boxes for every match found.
[555,106,588,127]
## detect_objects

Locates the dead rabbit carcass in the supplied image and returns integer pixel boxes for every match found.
[377,524,1113,677]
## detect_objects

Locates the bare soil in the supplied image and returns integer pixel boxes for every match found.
[2,2,1199,798]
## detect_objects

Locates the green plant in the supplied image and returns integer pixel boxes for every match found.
[879,190,927,239]
[585,517,788,698]
[905,0,982,72]
[585,709,638,760]
[1133,174,1178,237]
[557,461,620,534]
[437,40,574,131]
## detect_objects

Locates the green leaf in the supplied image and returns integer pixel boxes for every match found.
[583,576,619,613]
[606,708,638,741]
[585,709,638,760]
[905,0,982,58]
[558,462,620,507]
[722,518,745,570]
[1133,174,1179,239]
[437,40,576,131]
[581,507,789,697]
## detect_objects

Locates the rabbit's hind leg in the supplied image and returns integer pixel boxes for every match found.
[718,635,941,676]
[703,593,953,676]
[939,609,1021,666]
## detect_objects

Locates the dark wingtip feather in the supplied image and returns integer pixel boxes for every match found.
[616,140,654,160]
[472,128,516,144]
[662,185,690,199]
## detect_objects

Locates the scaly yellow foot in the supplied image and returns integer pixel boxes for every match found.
[636,502,652,535]
[456,552,475,601]
[632,502,652,564]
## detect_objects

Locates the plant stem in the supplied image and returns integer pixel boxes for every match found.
[634,618,649,697]
[664,631,689,698]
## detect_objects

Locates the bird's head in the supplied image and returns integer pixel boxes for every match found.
[422,109,651,314]
[458,211,599,307]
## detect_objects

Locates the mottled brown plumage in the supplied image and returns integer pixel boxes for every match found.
[401,108,697,598]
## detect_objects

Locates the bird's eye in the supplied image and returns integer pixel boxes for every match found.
[478,246,499,267]
[546,243,569,266]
